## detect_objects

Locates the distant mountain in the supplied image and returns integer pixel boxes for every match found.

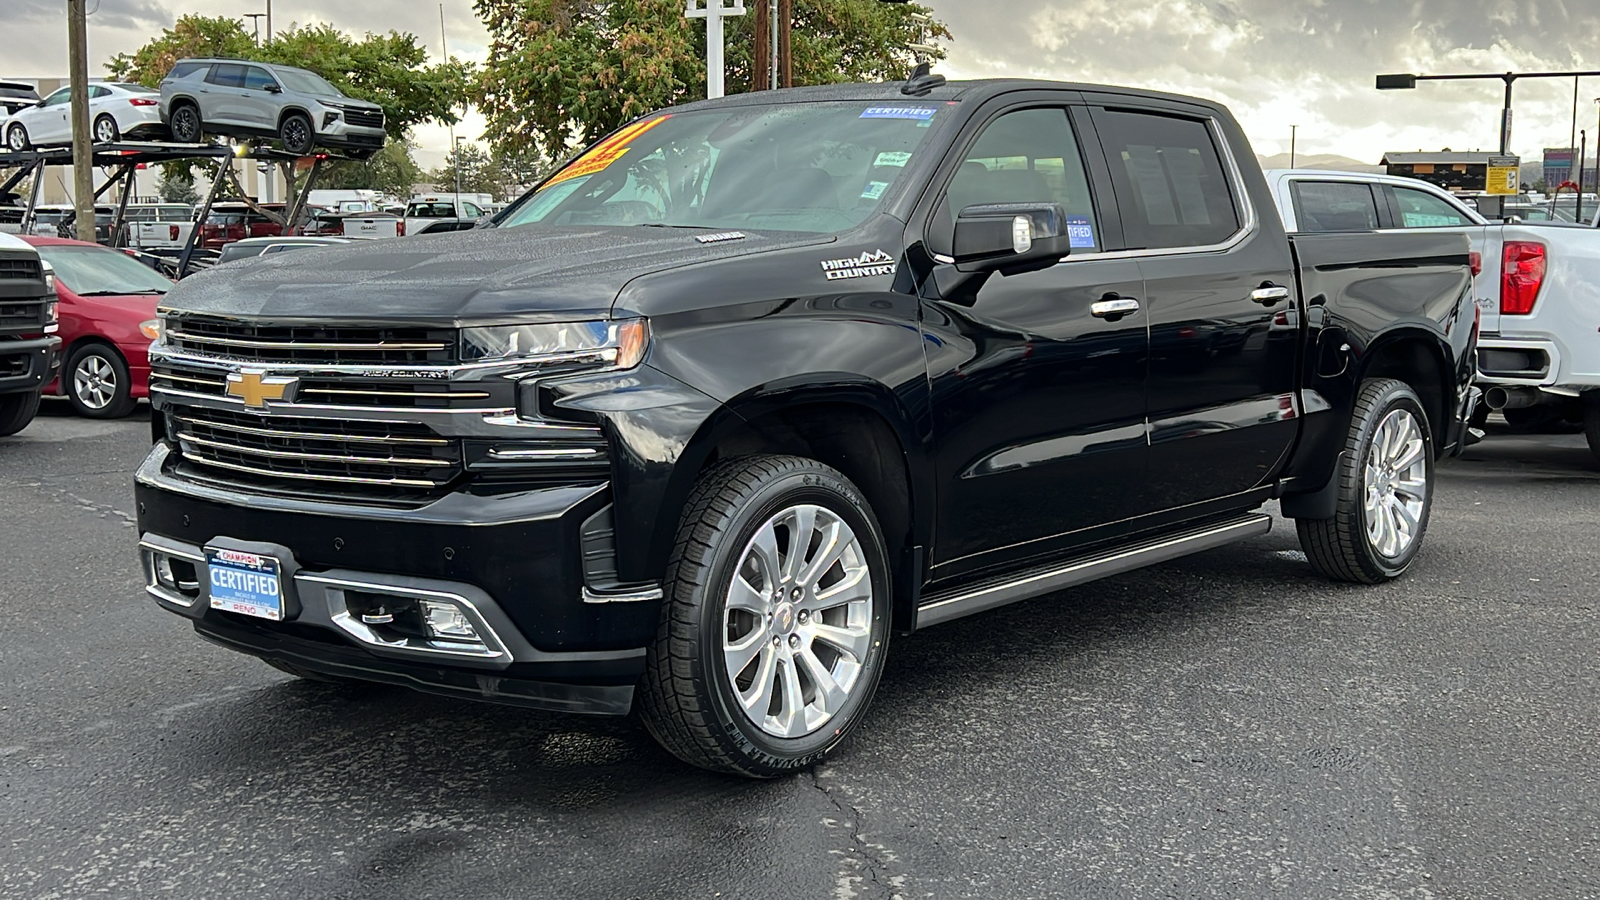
[1256,153,1383,173]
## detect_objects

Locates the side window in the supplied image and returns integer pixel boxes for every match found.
[243,68,278,92]
[169,62,208,80]
[1289,181,1381,232]
[41,88,70,108]
[87,85,110,99]
[209,65,246,88]
[462,202,483,217]
[940,107,1100,253]
[1097,109,1239,249]
[1391,188,1473,227]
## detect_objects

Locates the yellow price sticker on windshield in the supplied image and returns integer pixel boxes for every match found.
[545,115,672,188]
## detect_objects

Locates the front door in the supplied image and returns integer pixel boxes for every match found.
[240,66,281,130]
[1089,103,1299,511]
[920,103,1151,578]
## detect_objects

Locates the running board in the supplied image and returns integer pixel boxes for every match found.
[915,514,1272,629]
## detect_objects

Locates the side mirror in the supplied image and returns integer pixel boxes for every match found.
[264,84,282,94]
[952,202,1071,274]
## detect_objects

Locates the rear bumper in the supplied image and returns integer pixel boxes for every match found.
[0,335,60,395]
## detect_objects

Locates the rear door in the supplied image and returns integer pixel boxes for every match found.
[917,96,1152,577]
[1089,101,1299,511]
[204,64,248,127]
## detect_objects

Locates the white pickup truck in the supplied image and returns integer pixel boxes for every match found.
[1267,169,1600,460]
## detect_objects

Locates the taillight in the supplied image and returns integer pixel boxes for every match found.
[1469,250,1482,277]
[396,220,405,237]
[169,224,179,241]
[129,97,158,107]
[1501,241,1545,315]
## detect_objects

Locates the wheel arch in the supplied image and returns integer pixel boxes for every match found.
[649,378,932,632]
[1356,327,1454,451]
[276,106,314,131]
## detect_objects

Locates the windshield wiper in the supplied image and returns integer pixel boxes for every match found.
[77,289,167,296]
[633,222,705,229]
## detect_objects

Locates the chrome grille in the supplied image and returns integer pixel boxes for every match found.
[165,315,456,365]
[150,367,506,410]
[168,404,462,502]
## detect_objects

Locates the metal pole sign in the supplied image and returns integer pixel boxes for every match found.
[685,0,745,99]
[1485,155,1520,195]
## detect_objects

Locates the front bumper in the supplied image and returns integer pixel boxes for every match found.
[135,442,661,715]
[0,335,61,395]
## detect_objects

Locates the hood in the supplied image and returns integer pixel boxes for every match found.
[160,225,833,325]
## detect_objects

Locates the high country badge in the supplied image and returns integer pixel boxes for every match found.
[820,250,896,281]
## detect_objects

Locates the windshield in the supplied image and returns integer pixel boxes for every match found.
[274,69,343,98]
[35,245,172,295]
[500,101,946,234]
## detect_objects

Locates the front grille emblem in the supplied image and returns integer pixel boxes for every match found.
[226,369,297,410]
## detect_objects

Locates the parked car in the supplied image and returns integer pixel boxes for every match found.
[0,232,60,436]
[20,236,169,418]
[200,203,285,249]
[0,80,41,118]
[214,236,350,264]
[1266,168,1600,455]
[119,203,197,251]
[402,193,490,236]
[158,59,386,158]
[28,204,118,243]
[3,82,163,150]
[137,78,1477,778]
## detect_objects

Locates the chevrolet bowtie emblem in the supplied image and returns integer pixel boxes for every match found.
[226,369,296,410]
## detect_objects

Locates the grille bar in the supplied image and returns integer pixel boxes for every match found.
[166,330,450,352]
[164,316,457,365]
[176,431,455,468]
[299,387,491,401]
[169,412,448,446]
[177,451,442,489]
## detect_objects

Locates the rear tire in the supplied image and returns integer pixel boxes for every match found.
[5,123,29,151]
[93,114,119,144]
[0,391,41,437]
[638,455,893,778]
[1583,401,1600,467]
[279,112,315,156]
[168,103,203,144]
[1296,378,1435,584]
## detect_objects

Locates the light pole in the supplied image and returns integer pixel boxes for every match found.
[1377,69,1600,155]
[1290,125,1298,168]
[454,135,465,210]
[244,13,265,44]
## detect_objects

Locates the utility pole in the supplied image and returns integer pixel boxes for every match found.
[266,0,273,42]
[67,0,95,242]
[1290,125,1298,168]
[777,0,792,89]
[753,0,770,90]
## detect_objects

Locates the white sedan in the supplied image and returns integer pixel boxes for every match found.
[3,82,165,150]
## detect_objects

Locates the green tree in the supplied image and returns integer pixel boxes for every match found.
[319,140,424,199]
[155,169,201,205]
[472,0,948,161]
[427,142,511,200]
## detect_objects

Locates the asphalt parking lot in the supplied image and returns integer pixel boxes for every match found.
[3,403,1599,900]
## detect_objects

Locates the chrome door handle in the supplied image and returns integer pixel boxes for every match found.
[1251,285,1291,305]
[1091,296,1141,318]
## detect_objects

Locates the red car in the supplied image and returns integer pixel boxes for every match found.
[20,236,169,418]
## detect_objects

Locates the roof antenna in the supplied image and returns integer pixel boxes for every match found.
[899,10,944,96]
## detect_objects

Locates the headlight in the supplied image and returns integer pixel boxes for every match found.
[43,300,59,335]
[460,319,649,369]
[140,318,163,341]
[41,262,56,296]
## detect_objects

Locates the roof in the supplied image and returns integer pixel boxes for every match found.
[1380,152,1497,165]
[668,78,1226,115]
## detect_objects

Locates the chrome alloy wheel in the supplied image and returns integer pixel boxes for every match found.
[722,504,875,739]
[1363,408,1428,558]
[72,354,118,410]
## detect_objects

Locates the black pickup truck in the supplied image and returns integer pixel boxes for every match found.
[0,232,59,436]
[136,77,1478,777]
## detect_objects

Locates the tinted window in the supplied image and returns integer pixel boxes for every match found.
[88,85,110,99]
[169,62,209,80]
[1391,188,1473,227]
[41,88,70,108]
[274,69,344,97]
[1098,110,1239,249]
[462,202,482,217]
[243,67,278,91]
[941,107,1100,252]
[209,65,246,88]
[1290,181,1381,232]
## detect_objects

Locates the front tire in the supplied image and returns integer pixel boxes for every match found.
[638,455,893,778]
[0,391,41,437]
[1583,399,1600,466]
[65,343,136,418]
[279,112,315,156]
[93,114,119,144]
[1296,378,1435,583]
[6,123,29,151]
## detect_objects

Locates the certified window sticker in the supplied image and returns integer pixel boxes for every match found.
[820,249,896,281]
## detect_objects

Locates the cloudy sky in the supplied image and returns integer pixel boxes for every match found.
[10,0,1600,168]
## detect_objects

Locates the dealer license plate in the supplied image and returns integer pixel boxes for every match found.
[206,549,283,621]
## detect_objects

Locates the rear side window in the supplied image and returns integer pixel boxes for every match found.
[1097,110,1239,249]
[169,62,209,80]
[208,65,246,89]
[1289,181,1381,232]
[1390,187,1473,228]
[939,107,1100,253]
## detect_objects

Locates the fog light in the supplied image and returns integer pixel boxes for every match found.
[420,599,480,642]
[154,554,178,589]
